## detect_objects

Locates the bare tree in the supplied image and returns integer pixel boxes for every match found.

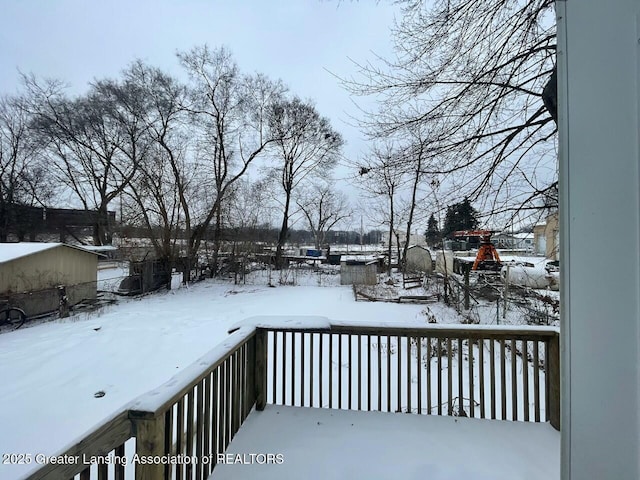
[223,177,276,256]
[122,144,186,262]
[296,181,351,250]
[268,97,344,269]
[113,62,192,268]
[346,0,557,225]
[26,77,140,245]
[0,93,52,241]
[179,45,285,272]
[396,129,428,272]
[356,143,405,275]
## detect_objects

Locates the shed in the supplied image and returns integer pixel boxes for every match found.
[404,245,433,273]
[533,223,547,256]
[340,255,378,285]
[512,232,534,251]
[0,242,99,316]
[435,250,454,275]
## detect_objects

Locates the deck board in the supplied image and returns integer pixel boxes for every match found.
[210,405,560,480]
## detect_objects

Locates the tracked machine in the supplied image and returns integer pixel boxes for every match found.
[452,230,503,286]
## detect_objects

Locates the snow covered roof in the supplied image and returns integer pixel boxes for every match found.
[0,242,60,264]
[340,255,379,263]
[0,242,100,264]
[78,245,117,252]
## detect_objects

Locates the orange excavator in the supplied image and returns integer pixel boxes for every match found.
[453,230,502,271]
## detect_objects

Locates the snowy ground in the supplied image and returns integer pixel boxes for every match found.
[0,271,429,479]
[1,266,560,479]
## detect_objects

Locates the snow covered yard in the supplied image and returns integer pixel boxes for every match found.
[0,276,427,479]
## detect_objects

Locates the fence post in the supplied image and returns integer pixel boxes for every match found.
[132,414,166,480]
[548,333,561,430]
[464,264,470,310]
[246,335,256,416]
[58,285,69,318]
[255,328,268,411]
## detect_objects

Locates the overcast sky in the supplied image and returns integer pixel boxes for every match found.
[1,0,399,215]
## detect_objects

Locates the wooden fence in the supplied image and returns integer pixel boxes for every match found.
[22,322,559,480]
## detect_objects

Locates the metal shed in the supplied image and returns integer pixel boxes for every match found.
[0,243,99,316]
[340,255,378,285]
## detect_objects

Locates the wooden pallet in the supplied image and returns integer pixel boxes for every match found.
[397,294,439,304]
[403,275,423,289]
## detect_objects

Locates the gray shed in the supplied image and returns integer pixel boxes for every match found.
[405,245,433,273]
[340,255,378,285]
[0,242,99,316]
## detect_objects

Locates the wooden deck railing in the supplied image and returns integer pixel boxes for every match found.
[22,319,559,480]
[23,327,257,480]
[257,323,560,427]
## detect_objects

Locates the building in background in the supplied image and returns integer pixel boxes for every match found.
[533,213,559,260]
[0,243,99,316]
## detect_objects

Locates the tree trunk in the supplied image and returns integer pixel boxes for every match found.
[211,205,223,275]
[275,191,292,270]
[92,204,112,246]
[0,203,8,242]
[387,196,394,276]
[402,162,422,273]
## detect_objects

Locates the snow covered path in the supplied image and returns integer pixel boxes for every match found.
[0,280,425,479]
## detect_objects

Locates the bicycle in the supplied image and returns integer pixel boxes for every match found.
[0,300,26,330]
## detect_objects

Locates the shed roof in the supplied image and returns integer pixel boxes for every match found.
[79,245,117,252]
[0,242,100,264]
[340,255,379,263]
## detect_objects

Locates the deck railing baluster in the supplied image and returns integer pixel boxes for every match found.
[469,337,475,418]
[511,339,518,421]
[310,333,315,408]
[479,337,485,419]
[417,336,422,414]
[458,338,464,416]
[447,338,453,415]
[534,340,540,422]
[407,336,412,414]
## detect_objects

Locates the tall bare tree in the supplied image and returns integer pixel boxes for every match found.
[346,0,557,225]
[114,62,191,268]
[398,128,428,272]
[26,77,140,245]
[0,93,52,241]
[223,177,276,256]
[355,143,405,275]
[296,181,351,251]
[268,97,343,269]
[179,45,285,272]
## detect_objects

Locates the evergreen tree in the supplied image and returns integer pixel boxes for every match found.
[425,213,440,246]
[443,198,479,238]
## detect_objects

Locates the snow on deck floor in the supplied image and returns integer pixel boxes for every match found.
[211,405,560,480]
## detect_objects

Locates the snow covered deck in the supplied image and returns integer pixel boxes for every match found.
[211,405,560,480]
[11,310,560,480]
